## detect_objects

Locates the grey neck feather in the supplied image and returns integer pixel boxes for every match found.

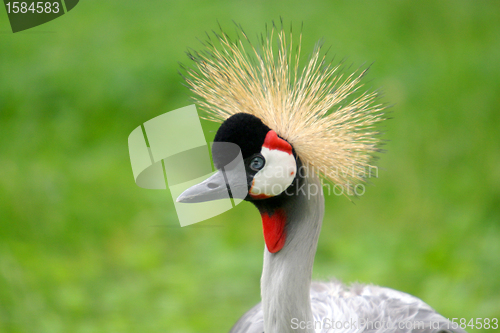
[260,173,325,333]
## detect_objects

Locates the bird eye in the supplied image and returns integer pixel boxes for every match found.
[250,155,265,171]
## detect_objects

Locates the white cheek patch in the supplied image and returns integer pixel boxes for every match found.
[250,147,297,198]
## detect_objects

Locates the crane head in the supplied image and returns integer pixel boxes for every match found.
[176,112,299,204]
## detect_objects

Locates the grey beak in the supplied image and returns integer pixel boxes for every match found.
[176,167,249,204]
[176,170,230,203]
[177,146,248,204]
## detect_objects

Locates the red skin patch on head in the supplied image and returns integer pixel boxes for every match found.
[261,208,287,253]
[250,193,271,199]
[249,179,271,199]
[263,130,292,155]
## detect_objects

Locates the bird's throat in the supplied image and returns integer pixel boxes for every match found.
[261,208,287,253]
[259,174,325,333]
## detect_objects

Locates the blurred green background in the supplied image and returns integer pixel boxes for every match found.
[1,1,499,332]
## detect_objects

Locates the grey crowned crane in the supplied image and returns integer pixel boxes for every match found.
[176,23,466,333]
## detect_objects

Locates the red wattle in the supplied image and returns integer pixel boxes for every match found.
[261,208,287,253]
[263,130,292,155]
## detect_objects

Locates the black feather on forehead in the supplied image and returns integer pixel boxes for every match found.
[212,113,270,169]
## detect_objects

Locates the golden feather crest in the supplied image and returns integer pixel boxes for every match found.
[183,22,386,189]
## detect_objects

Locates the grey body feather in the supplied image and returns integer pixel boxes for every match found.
[228,173,466,333]
[229,281,466,333]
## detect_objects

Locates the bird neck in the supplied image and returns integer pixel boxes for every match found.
[258,173,325,333]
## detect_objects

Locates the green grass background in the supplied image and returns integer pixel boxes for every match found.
[1,0,499,332]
